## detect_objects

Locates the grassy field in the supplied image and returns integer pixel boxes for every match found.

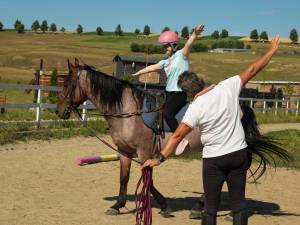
[0,32,300,103]
[182,129,300,169]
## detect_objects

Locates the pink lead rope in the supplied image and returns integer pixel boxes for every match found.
[135,167,153,225]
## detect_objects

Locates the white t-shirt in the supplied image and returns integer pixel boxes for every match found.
[182,75,247,158]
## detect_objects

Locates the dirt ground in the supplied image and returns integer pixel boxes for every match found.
[0,124,300,225]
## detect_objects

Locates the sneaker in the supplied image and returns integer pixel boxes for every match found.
[175,138,189,155]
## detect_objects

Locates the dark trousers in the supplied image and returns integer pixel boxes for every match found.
[163,91,187,132]
[203,149,250,216]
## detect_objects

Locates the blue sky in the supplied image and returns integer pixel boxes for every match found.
[0,0,299,37]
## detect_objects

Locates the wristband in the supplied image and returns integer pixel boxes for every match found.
[158,153,166,163]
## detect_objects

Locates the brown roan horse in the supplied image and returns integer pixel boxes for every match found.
[56,58,202,217]
[56,58,292,217]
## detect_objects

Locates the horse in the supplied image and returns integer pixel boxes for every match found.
[56,58,292,218]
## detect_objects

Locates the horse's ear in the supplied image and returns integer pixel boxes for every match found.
[75,58,79,67]
[67,58,76,76]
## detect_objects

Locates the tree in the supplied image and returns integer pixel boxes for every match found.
[48,68,58,104]
[162,26,170,33]
[221,29,229,38]
[96,26,103,35]
[40,20,48,33]
[60,27,66,33]
[290,28,298,44]
[0,21,4,31]
[143,25,150,35]
[14,19,21,29]
[181,26,189,39]
[260,31,269,42]
[50,23,57,33]
[134,28,140,35]
[250,29,259,42]
[211,30,219,39]
[16,23,25,34]
[31,20,40,32]
[77,24,83,35]
[114,24,123,36]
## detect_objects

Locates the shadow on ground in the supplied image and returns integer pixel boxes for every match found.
[104,191,300,219]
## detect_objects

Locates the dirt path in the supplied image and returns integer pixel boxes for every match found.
[0,124,299,225]
[259,123,300,134]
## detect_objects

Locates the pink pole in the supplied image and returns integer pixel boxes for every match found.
[75,156,100,166]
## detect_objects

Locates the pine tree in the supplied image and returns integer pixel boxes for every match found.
[134,28,140,35]
[14,19,21,29]
[40,20,48,33]
[50,23,57,33]
[16,23,25,34]
[162,26,170,33]
[181,26,189,39]
[48,68,58,104]
[31,20,40,32]
[114,24,123,36]
[96,26,103,35]
[77,24,83,35]
[290,28,298,44]
[0,21,4,31]
[143,25,150,35]
[211,30,219,39]
[260,31,269,42]
[221,29,229,38]
[250,29,259,41]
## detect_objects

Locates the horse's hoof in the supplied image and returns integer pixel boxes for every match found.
[105,208,120,215]
[159,207,174,218]
[189,209,202,219]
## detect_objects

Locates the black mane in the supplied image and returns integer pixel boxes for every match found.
[82,64,144,109]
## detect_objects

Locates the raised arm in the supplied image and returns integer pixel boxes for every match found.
[182,24,205,57]
[239,36,280,86]
[132,63,161,76]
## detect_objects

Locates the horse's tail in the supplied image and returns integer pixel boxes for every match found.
[241,105,293,182]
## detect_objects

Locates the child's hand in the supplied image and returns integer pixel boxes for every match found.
[195,24,205,35]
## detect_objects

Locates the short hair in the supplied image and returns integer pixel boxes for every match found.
[178,71,205,97]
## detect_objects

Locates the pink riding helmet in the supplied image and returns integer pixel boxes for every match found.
[158,31,180,44]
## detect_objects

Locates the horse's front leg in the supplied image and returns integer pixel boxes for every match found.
[106,154,132,215]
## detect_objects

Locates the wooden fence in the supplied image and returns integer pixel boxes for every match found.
[0,83,299,127]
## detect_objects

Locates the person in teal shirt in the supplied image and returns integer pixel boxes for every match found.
[133,24,205,133]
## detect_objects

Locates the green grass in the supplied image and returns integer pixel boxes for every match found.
[256,111,300,124]
[265,129,300,168]
[0,119,108,145]
[182,130,300,169]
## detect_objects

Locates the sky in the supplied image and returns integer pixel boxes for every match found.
[0,0,299,37]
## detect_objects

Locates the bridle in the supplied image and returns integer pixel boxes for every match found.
[60,69,83,115]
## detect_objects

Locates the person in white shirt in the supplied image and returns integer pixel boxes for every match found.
[142,36,281,225]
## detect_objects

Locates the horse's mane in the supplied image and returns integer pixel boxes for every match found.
[82,64,144,109]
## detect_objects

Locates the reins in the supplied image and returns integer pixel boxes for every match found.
[74,108,142,165]
[68,64,161,225]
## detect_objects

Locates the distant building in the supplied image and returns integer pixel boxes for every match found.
[113,55,167,89]
[209,48,254,53]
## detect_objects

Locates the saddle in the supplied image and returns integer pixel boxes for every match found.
[141,93,189,133]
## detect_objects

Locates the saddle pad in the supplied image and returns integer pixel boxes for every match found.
[141,96,189,132]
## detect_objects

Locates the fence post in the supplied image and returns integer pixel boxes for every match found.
[250,99,253,108]
[275,101,278,116]
[286,101,289,115]
[82,101,88,124]
[35,86,42,128]
[263,101,266,114]
[296,101,299,116]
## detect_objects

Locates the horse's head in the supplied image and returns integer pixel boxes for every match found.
[56,58,87,119]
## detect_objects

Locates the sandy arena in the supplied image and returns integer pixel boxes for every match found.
[0,124,300,225]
